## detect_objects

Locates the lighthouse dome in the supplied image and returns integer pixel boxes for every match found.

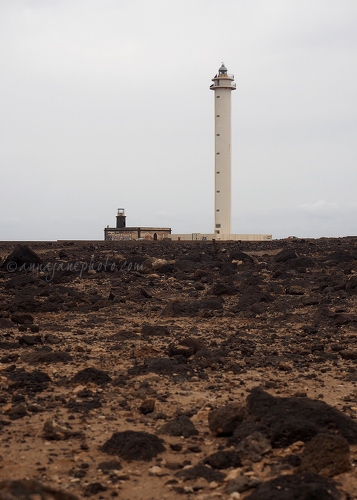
[219,63,228,74]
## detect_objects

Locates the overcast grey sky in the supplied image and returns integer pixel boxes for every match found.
[1,0,356,240]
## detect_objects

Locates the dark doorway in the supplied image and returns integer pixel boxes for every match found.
[153,233,158,241]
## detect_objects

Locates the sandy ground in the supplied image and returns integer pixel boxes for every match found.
[0,238,357,499]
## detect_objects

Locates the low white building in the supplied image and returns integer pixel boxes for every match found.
[170,233,272,241]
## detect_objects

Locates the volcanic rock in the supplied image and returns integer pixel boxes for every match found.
[101,431,165,461]
[1,244,42,269]
[300,433,350,476]
[226,476,262,494]
[129,356,188,376]
[162,298,223,317]
[245,473,341,500]
[8,370,51,393]
[158,415,198,438]
[182,336,206,350]
[138,398,156,415]
[287,256,316,269]
[327,250,356,263]
[97,460,122,473]
[6,402,28,420]
[203,450,242,469]
[0,479,79,499]
[84,482,107,497]
[234,388,357,447]
[23,350,72,364]
[231,251,255,264]
[346,275,357,293]
[167,343,194,358]
[70,367,111,385]
[10,312,34,325]
[235,431,272,462]
[175,463,226,483]
[274,248,298,263]
[18,334,42,346]
[208,403,246,436]
[210,281,238,295]
[141,324,170,336]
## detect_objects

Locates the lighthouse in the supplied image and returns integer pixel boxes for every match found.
[210,63,236,237]
[107,65,272,243]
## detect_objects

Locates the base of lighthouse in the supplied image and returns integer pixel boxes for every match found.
[169,233,272,241]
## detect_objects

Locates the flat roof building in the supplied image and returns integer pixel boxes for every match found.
[104,208,171,241]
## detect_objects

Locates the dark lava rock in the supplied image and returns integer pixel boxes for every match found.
[210,282,238,295]
[235,388,357,447]
[110,330,139,342]
[8,370,51,393]
[162,298,223,317]
[1,244,42,269]
[0,318,14,329]
[0,353,19,364]
[19,335,42,346]
[175,463,226,483]
[303,325,319,334]
[71,367,112,385]
[203,450,242,469]
[128,357,188,376]
[7,402,28,420]
[168,337,206,358]
[45,334,62,345]
[0,479,79,499]
[332,313,357,326]
[141,324,170,336]
[139,398,155,415]
[231,252,255,264]
[66,397,102,413]
[84,482,107,497]
[274,249,298,263]
[346,275,357,293]
[287,256,316,269]
[245,473,341,500]
[58,249,68,258]
[235,431,272,462]
[139,288,152,298]
[302,296,320,306]
[340,349,357,360]
[10,312,34,325]
[180,337,206,352]
[300,434,350,476]
[5,274,40,290]
[327,250,356,263]
[233,290,273,315]
[208,403,246,436]
[23,351,73,364]
[97,460,122,473]
[286,285,305,295]
[158,415,199,438]
[226,476,262,494]
[101,430,165,461]
[168,344,194,358]
[285,454,302,467]
[10,296,43,314]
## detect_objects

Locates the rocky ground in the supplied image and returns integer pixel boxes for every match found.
[0,238,357,499]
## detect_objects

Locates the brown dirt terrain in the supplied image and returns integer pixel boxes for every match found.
[0,238,357,499]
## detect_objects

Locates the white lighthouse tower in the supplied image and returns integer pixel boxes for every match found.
[210,63,236,238]
[168,64,271,242]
